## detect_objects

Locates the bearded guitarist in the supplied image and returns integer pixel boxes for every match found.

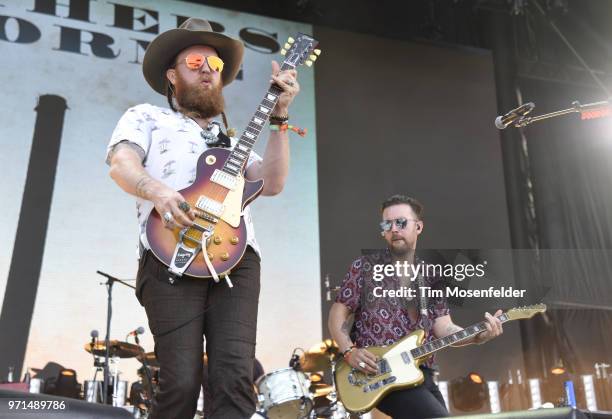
[328,195,504,419]
[106,18,299,419]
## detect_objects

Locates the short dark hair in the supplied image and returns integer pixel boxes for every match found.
[381,195,424,220]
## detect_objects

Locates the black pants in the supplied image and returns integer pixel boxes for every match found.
[376,367,449,419]
[136,247,261,419]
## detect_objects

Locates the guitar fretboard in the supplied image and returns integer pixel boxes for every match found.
[221,63,295,176]
[410,313,509,360]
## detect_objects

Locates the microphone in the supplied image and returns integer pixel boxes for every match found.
[127,326,145,337]
[90,329,99,345]
[495,102,535,129]
[289,354,300,370]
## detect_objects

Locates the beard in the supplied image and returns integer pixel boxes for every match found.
[173,73,225,119]
[387,236,415,258]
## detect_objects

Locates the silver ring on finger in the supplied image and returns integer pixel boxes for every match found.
[163,211,173,223]
[286,80,294,86]
[358,361,366,369]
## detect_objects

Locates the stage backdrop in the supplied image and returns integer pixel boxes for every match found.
[0,0,320,383]
[314,26,523,382]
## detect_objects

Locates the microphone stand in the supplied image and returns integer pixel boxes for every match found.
[134,334,155,407]
[513,99,610,128]
[96,270,135,404]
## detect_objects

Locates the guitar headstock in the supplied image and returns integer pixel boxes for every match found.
[506,304,547,320]
[280,33,321,68]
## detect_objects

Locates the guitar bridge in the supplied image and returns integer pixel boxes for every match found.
[167,226,213,280]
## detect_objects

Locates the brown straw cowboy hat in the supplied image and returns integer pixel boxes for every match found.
[143,18,244,95]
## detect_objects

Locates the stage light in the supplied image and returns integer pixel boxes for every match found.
[310,373,322,383]
[487,381,501,413]
[528,378,542,409]
[581,375,598,411]
[53,368,80,399]
[437,380,450,411]
[449,373,488,412]
[469,372,483,384]
[551,359,566,375]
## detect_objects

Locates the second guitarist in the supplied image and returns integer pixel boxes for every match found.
[106,18,299,419]
[328,195,504,419]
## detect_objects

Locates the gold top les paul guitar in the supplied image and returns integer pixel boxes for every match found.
[335,304,547,413]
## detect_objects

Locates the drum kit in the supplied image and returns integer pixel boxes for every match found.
[81,337,351,418]
[254,339,349,419]
[83,338,155,415]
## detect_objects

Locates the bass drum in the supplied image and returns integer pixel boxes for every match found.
[256,368,312,419]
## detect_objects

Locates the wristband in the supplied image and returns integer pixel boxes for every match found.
[269,123,307,137]
[341,345,357,358]
[269,114,289,124]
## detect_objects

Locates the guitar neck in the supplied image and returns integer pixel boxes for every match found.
[222,62,295,176]
[410,312,510,360]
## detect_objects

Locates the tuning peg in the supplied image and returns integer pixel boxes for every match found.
[309,54,318,61]
[305,60,313,67]
[288,37,295,43]
[284,43,291,50]
[313,49,321,55]
[280,49,287,56]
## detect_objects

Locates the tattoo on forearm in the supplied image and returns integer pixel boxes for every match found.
[135,176,152,199]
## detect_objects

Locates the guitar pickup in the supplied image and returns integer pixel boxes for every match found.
[211,169,238,190]
[195,196,224,217]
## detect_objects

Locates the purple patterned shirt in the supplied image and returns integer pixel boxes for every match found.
[336,250,449,367]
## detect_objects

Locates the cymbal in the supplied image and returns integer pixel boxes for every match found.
[84,340,143,358]
[299,339,339,372]
[310,383,333,398]
[137,351,159,368]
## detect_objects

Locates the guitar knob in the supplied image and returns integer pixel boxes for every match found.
[221,252,229,261]
[230,236,239,245]
[207,252,214,260]
[213,236,222,245]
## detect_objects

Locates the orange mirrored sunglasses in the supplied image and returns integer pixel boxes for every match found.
[184,53,224,73]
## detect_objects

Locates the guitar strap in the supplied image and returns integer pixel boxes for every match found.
[417,271,433,332]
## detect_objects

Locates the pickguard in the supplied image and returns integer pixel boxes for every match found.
[220,174,245,227]
[383,334,423,386]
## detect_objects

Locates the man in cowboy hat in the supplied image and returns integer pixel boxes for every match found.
[106,18,300,419]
